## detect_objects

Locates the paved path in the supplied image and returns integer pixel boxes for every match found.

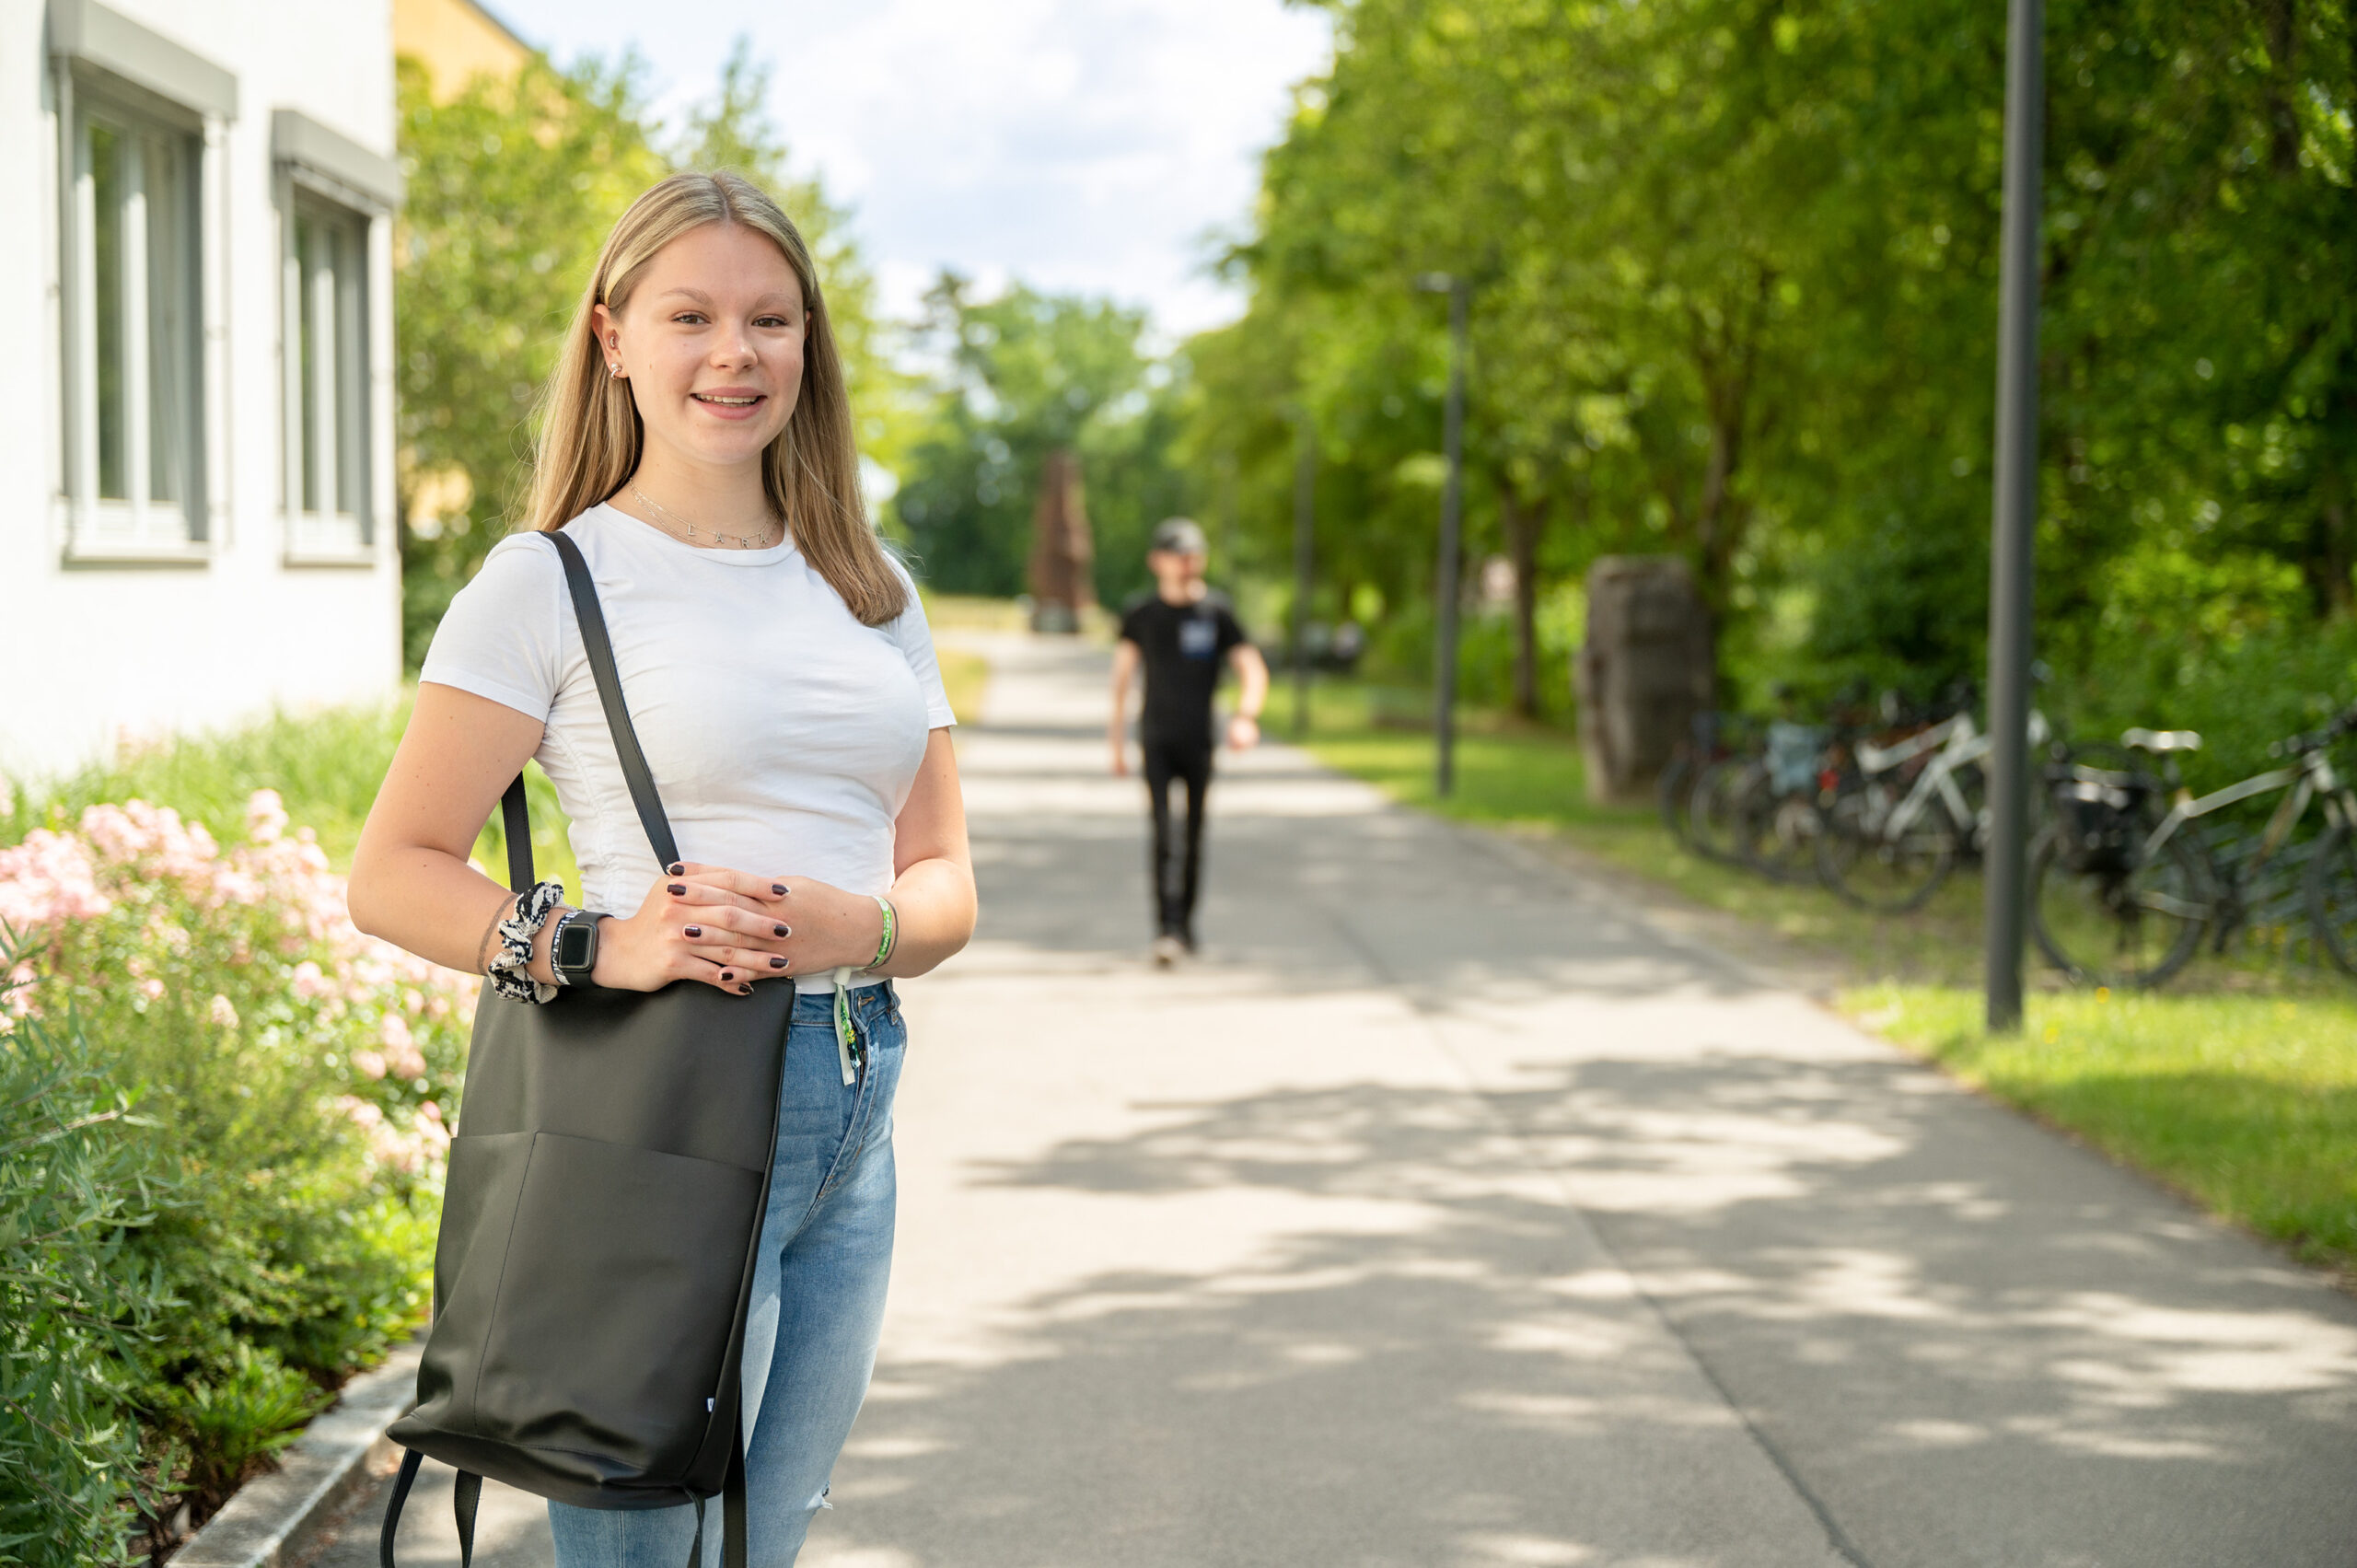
[329,633,2357,1568]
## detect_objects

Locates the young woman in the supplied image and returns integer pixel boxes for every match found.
[350,170,975,1565]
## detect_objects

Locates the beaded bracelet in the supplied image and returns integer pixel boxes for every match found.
[866,895,898,970]
[487,880,566,1005]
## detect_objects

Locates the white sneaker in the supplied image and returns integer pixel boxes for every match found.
[1151,935,1185,968]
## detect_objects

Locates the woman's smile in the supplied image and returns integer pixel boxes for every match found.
[691,386,770,419]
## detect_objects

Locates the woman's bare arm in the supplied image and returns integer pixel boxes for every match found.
[350,683,543,977]
[878,726,976,977]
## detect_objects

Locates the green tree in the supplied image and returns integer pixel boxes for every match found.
[1198,0,2357,730]
[889,276,1171,600]
[393,52,668,668]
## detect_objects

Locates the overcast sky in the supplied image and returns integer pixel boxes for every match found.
[488,0,1333,342]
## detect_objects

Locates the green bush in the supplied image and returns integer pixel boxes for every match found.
[146,1344,327,1504]
[0,691,581,900]
[2063,617,2357,795]
[0,951,175,1568]
[1360,579,1586,721]
[0,789,476,1541]
[0,703,409,874]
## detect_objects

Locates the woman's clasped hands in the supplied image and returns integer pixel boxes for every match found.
[590,863,887,993]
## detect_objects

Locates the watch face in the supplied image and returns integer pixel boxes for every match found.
[556,918,596,972]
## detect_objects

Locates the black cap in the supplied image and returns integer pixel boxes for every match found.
[1149,517,1207,555]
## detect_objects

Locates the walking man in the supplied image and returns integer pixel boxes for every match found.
[1109,517,1271,965]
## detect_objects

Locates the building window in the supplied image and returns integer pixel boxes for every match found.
[66,97,205,552]
[285,197,370,554]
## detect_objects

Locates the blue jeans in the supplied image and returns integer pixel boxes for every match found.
[549,983,905,1568]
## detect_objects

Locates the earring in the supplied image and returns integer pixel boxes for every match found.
[608,364,622,378]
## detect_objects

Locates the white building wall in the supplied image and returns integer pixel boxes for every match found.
[0,0,403,784]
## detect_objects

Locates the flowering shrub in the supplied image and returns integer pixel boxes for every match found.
[0,790,477,1549]
[0,791,470,1176]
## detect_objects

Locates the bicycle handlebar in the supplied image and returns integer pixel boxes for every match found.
[2265,704,2357,760]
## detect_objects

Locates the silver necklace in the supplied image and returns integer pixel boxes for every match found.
[629,485,783,550]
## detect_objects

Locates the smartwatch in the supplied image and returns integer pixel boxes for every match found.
[551,910,609,988]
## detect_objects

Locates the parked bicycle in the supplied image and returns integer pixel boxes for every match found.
[2031,707,2357,988]
[1681,686,1873,879]
[1816,703,2049,913]
[1658,710,1749,854]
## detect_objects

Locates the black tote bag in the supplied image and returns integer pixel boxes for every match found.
[383,529,791,1568]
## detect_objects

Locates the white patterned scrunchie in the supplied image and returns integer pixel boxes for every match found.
[487,880,567,1004]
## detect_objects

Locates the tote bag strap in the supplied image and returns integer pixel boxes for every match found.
[381,1441,739,1567]
[493,528,682,889]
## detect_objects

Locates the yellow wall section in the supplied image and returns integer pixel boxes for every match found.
[392,0,533,97]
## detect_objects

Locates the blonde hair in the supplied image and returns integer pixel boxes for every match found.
[525,170,906,625]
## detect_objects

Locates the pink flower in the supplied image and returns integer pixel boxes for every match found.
[351,1050,388,1080]
[291,961,334,1000]
[0,829,111,930]
[245,789,288,846]
[210,866,264,907]
[380,1014,427,1080]
[208,994,238,1029]
[136,977,165,1003]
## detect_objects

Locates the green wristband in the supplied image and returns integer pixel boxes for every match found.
[867,896,898,970]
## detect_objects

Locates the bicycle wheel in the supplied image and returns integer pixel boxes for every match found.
[1816,784,1957,912]
[1739,785,1824,884]
[1688,758,1752,865]
[2029,824,2211,989]
[2306,824,2357,976]
[1658,752,1697,847]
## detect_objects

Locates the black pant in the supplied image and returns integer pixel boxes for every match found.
[1142,735,1213,939]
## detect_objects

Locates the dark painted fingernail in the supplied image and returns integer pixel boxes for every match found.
[769,956,786,969]
[737,984,753,995]
[772,883,788,897]
[720,970,733,981]
[668,883,686,895]
[668,862,683,875]
[684,925,702,938]
[772,923,790,937]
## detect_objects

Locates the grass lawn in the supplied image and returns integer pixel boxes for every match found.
[1293,676,2357,1277]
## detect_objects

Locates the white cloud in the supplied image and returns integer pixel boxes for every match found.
[489,0,1331,337]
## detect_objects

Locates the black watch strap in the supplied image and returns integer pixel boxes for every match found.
[551,910,607,986]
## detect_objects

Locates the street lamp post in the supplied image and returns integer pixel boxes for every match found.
[1420,273,1470,797]
[1289,406,1316,739]
[1216,447,1239,586]
[1983,0,2045,1033]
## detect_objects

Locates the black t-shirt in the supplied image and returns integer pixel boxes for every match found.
[1120,591,1248,745]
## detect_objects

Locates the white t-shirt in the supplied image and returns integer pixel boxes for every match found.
[419,504,956,992]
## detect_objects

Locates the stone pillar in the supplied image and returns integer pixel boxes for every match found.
[1573,556,1713,804]
[1026,448,1095,633]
